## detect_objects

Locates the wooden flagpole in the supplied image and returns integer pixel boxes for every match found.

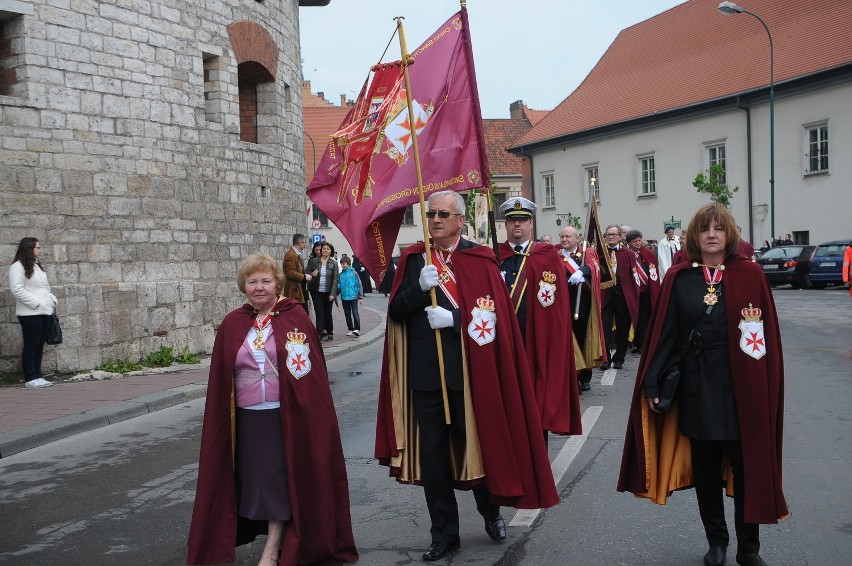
[574,178,595,319]
[395,16,451,424]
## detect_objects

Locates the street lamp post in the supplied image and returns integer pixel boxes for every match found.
[555,213,574,227]
[718,1,775,242]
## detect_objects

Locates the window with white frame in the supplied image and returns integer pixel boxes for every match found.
[706,142,726,185]
[805,122,829,174]
[542,172,556,208]
[401,205,415,226]
[584,165,600,203]
[637,155,656,196]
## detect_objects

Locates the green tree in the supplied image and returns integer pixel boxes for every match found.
[692,164,739,208]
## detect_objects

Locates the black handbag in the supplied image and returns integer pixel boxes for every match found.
[653,303,714,413]
[653,352,683,413]
[46,311,62,345]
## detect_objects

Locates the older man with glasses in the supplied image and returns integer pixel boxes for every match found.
[375,190,558,562]
[600,224,631,369]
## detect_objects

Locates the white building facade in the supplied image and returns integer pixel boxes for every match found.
[521,70,851,246]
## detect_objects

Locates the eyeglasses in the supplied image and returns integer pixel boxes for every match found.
[426,210,462,219]
[605,232,620,237]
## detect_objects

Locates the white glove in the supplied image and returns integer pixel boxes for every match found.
[419,264,439,291]
[569,270,585,286]
[425,306,454,329]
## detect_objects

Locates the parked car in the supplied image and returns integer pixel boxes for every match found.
[755,245,816,289]
[809,239,852,289]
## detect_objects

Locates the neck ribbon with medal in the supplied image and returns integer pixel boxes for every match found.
[428,239,461,308]
[252,312,273,350]
[693,262,725,306]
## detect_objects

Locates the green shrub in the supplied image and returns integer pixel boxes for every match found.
[175,346,200,365]
[140,346,175,368]
[0,372,21,385]
[99,357,142,373]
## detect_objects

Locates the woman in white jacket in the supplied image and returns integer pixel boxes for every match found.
[9,237,58,388]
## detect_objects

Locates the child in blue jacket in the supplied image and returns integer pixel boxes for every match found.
[337,257,363,336]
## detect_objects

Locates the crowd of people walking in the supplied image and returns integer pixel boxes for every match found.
[10,196,793,566]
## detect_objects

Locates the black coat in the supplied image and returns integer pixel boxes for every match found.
[387,239,479,391]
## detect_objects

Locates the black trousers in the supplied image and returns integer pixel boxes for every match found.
[633,289,652,350]
[413,389,499,544]
[17,315,50,381]
[691,438,759,555]
[342,299,360,331]
[602,288,630,363]
[310,291,333,336]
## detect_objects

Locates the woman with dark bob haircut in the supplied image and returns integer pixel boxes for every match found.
[188,253,357,566]
[619,204,787,566]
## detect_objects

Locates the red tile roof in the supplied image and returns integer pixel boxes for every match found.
[303,103,538,184]
[484,118,533,177]
[513,0,852,148]
[303,105,352,185]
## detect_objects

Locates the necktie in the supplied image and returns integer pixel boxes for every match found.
[514,245,523,253]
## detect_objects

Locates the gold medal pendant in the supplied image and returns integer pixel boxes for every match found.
[253,328,265,350]
[703,291,719,306]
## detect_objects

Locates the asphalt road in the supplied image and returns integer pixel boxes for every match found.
[0,289,849,565]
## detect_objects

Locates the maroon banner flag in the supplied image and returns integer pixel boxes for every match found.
[307,8,490,283]
[585,189,615,290]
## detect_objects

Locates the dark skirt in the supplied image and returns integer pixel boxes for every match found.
[235,408,291,521]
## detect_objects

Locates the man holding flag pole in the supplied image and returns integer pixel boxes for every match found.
[307,3,558,561]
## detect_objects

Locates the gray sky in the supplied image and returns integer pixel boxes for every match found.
[299,0,686,119]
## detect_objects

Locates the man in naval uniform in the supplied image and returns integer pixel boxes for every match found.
[495,197,581,441]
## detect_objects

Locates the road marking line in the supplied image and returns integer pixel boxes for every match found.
[508,405,603,527]
[600,367,617,385]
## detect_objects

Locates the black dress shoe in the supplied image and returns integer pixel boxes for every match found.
[736,553,767,566]
[599,362,611,370]
[613,360,623,369]
[422,540,460,561]
[484,514,507,541]
[580,383,591,392]
[704,545,727,566]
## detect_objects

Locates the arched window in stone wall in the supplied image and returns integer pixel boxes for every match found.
[238,61,274,143]
[226,21,281,145]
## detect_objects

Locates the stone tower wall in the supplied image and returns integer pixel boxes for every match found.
[0,0,307,375]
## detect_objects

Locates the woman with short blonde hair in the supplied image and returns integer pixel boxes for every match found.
[188,253,357,566]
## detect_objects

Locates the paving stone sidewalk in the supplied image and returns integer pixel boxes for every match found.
[0,299,386,458]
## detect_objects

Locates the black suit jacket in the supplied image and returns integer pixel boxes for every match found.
[388,239,479,391]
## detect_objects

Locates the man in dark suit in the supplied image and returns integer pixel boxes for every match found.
[377,190,557,562]
[618,230,661,353]
[601,224,630,369]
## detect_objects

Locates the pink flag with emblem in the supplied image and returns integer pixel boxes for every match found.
[307,8,490,284]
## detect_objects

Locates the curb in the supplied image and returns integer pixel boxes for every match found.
[0,306,386,459]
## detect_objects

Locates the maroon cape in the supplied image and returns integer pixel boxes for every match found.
[614,246,662,328]
[617,256,789,524]
[738,238,756,260]
[187,299,358,565]
[497,241,581,435]
[375,243,559,509]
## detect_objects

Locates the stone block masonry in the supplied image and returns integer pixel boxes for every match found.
[0,0,310,375]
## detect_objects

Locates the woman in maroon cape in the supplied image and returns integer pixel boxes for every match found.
[617,205,787,566]
[187,253,357,566]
